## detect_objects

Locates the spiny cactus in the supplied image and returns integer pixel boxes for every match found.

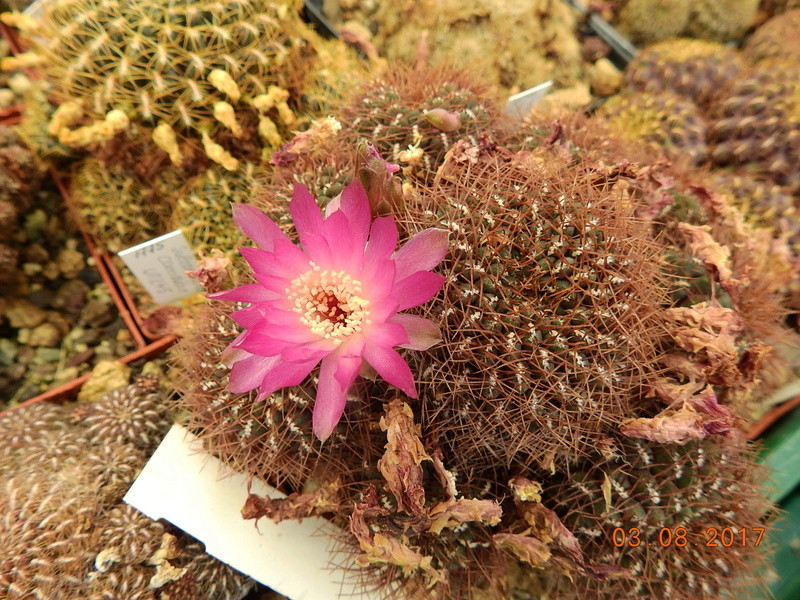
[172,302,379,490]
[15,81,80,163]
[71,159,178,253]
[542,435,771,600]
[624,39,744,108]
[614,0,691,45]
[171,164,265,272]
[596,91,708,165]
[707,59,800,190]
[742,9,800,65]
[684,0,759,42]
[0,376,255,600]
[79,374,172,451]
[12,0,322,170]
[336,64,504,183]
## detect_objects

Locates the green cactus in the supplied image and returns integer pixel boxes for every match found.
[170,164,265,275]
[71,159,179,253]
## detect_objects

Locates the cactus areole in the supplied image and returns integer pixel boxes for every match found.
[210,181,448,441]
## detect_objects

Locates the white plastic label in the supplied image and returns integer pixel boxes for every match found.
[117,230,204,305]
[124,425,381,600]
[504,80,554,120]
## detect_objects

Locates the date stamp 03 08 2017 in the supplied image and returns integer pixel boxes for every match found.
[611,527,767,549]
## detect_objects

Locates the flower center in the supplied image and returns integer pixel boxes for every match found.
[287,263,371,344]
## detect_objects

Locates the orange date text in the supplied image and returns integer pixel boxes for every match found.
[611,527,765,548]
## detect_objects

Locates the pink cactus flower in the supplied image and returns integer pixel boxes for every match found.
[209,181,448,441]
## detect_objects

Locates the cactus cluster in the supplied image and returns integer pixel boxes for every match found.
[0,375,254,600]
[344,0,584,91]
[173,101,782,599]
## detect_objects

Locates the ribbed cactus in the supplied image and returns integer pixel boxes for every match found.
[707,59,800,190]
[624,39,744,107]
[12,0,322,169]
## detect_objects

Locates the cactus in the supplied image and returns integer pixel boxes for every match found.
[70,159,178,253]
[742,9,800,65]
[170,164,265,273]
[0,376,255,600]
[614,0,691,46]
[542,435,771,600]
[14,81,80,163]
[624,39,744,108]
[685,0,759,42]
[368,0,584,90]
[761,0,800,15]
[336,64,504,183]
[172,114,782,598]
[597,91,708,165]
[707,59,800,190]
[15,0,323,169]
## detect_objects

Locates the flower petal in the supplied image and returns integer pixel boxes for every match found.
[362,343,417,398]
[290,184,324,243]
[207,283,278,303]
[232,203,291,252]
[337,180,370,246]
[389,314,442,350]
[228,354,280,393]
[366,321,409,348]
[313,354,362,441]
[322,209,362,271]
[392,271,446,311]
[235,329,296,357]
[255,356,323,401]
[239,240,310,279]
[298,232,334,268]
[230,305,266,329]
[364,216,399,265]
[393,228,449,282]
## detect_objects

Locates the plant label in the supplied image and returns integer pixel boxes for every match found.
[124,425,383,600]
[118,230,204,305]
